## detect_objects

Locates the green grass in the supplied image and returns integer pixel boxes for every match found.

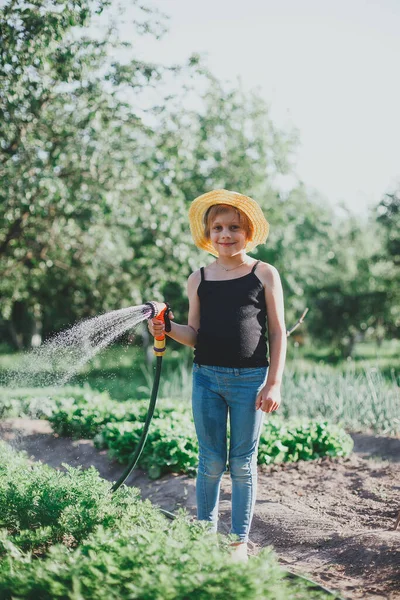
[287,338,400,376]
[283,363,399,433]
[1,341,398,435]
[0,343,195,400]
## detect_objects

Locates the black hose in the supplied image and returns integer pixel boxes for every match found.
[111,355,163,493]
[283,571,345,599]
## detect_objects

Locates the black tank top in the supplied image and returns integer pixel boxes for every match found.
[194,260,269,368]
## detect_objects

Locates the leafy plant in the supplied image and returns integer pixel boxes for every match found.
[49,396,181,439]
[258,418,354,465]
[0,441,161,552]
[95,410,198,479]
[94,411,352,478]
[0,442,333,599]
[0,386,112,419]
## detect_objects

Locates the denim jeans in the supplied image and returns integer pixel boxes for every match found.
[191,363,268,543]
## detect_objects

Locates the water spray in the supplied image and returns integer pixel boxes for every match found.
[3,298,173,497]
[111,301,172,493]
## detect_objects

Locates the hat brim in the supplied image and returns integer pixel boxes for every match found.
[188,189,269,257]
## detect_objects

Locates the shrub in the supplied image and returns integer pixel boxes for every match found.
[0,441,161,553]
[1,387,355,479]
[0,443,329,599]
[49,396,182,439]
[95,413,353,478]
[95,410,198,479]
[258,418,354,465]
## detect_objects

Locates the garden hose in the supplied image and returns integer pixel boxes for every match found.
[283,571,345,599]
[111,302,171,493]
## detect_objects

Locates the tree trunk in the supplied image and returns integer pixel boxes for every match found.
[9,300,37,349]
[8,320,23,350]
[345,333,356,358]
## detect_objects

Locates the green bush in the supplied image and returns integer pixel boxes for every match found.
[0,524,317,600]
[48,396,140,438]
[49,396,182,439]
[95,412,353,478]
[258,418,354,465]
[1,383,354,479]
[95,411,198,479]
[0,442,332,599]
[43,393,354,477]
[0,441,160,553]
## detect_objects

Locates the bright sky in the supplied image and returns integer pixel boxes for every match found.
[129,0,400,217]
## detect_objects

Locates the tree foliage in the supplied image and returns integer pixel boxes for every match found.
[0,0,183,342]
[0,0,398,355]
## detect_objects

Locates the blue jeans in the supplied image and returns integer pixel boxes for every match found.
[191,363,268,543]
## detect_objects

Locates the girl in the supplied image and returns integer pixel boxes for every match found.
[148,189,286,562]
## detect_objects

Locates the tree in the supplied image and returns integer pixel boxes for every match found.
[302,207,396,357]
[373,190,400,340]
[1,0,332,353]
[0,0,180,345]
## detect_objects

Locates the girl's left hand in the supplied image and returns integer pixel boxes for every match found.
[255,384,281,413]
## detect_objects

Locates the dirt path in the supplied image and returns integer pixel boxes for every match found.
[1,419,399,600]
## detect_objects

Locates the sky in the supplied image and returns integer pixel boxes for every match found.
[125,0,400,217]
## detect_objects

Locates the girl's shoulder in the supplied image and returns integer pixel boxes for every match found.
[188,263,215,282]
[187,269,202,294]
[188,268,202,283]
[255,261,282,289]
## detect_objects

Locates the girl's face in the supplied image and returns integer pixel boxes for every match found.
[209,208,248,256]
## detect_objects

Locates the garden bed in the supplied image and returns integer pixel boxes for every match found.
[1,418,399,599]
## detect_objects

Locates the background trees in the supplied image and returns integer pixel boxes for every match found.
[1,0,398,355]
[0,0,184,344]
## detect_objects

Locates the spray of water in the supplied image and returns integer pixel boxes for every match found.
[1,304,153,390]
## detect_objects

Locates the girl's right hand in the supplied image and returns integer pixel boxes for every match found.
[147,312,174,338]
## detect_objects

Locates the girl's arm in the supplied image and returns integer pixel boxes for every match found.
[147,270,201,348]
[256,263,287,412]
[264,265,287,387]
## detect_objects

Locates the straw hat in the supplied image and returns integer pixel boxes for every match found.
[188,189,269,257]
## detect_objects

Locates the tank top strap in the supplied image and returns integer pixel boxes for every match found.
[251,260,260,274]
[200,267,205,281]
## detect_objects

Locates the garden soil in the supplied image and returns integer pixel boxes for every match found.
[1,418,399,600]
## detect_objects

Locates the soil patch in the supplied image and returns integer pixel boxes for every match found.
[1,419,399,600]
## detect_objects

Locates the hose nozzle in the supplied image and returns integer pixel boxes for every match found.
[144,301,172,356]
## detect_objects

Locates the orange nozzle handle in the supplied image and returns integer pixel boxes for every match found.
[147,302,170,356]
[154,304,168,342]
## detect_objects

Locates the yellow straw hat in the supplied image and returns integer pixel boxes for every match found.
[188,189,269,257]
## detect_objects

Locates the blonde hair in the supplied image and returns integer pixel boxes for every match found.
[203,204,254,241]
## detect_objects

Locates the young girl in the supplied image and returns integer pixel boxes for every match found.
[148,189,286,562]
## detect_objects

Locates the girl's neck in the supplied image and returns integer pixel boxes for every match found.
[215,253,249,271]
